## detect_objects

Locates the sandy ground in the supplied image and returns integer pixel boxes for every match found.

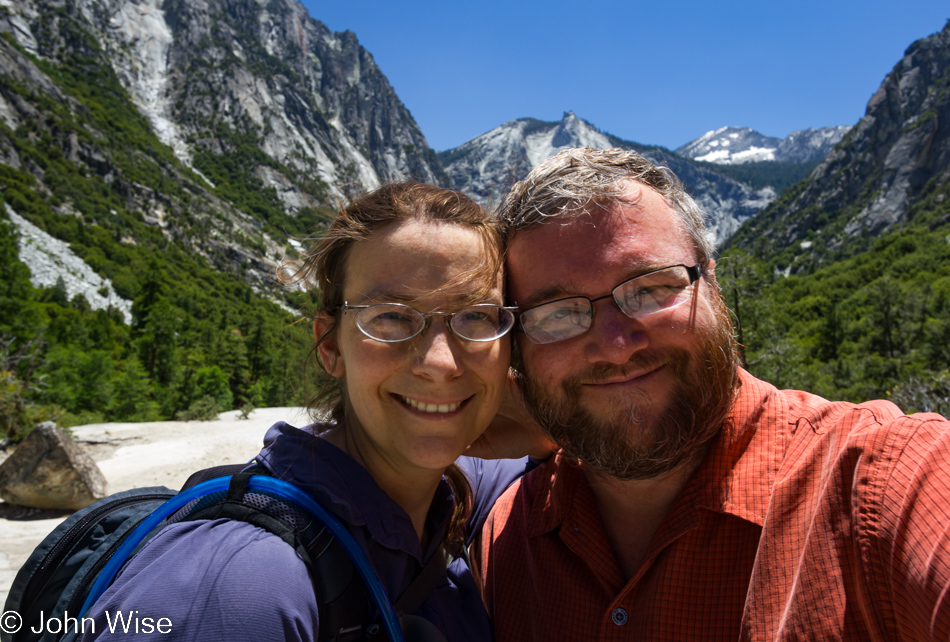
[0,407,310,607]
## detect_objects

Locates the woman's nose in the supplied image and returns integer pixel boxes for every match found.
[411,319,464,380]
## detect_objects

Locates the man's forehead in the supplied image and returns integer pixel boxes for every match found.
[505,187,689,304]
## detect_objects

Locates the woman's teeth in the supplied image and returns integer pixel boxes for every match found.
[402,397,461,413]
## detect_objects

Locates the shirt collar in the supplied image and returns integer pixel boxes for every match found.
[255,421,454,558]
[681,368,787,525]
[523,368,787,537]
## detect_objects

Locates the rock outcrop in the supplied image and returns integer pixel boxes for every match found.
[3,0,446,199]
[0,422,108,510]
[0,0,449,297]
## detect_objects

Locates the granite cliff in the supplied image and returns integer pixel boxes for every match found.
[727,21,950,272]
[0,0,446,303]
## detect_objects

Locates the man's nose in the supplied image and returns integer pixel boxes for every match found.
[582,299,649,365]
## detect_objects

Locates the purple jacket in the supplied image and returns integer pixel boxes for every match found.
[78,422,530,641]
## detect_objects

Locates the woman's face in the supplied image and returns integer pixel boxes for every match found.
[317,218,509,474]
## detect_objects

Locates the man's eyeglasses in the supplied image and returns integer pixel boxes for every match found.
[339,303,517,343]
[517,264,702,345]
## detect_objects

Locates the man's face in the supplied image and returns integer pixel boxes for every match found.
[507,181,739,480]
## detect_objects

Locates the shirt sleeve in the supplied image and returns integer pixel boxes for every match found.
[78,519,319,642]
[457,455,540,542]
[866,414,950,640]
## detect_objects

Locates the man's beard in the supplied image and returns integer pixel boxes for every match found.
[520,294,740,481]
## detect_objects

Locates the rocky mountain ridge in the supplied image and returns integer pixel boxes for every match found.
[676,126,850,165]
[727,20,950,272]
[0,0,447,303]
[74,0,444,199]
[4,0,943,303]
[439,111,776,246]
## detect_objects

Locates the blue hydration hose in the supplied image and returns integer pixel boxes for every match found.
[79,475,405,642]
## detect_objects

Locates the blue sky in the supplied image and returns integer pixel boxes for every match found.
[300,1,949,152]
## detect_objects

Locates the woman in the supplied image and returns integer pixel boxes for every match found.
[79,182,529,641]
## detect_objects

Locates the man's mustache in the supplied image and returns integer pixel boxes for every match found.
[564,349,679,388]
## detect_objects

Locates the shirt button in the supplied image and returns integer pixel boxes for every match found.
[611,607,628,626]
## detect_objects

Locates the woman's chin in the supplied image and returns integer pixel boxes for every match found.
[405,437,471,471]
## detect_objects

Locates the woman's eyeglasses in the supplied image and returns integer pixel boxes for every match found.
[517,264,702,344]
[339,303,517,343]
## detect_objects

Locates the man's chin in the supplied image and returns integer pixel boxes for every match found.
[524,345,738,481]
[525,384,684,480]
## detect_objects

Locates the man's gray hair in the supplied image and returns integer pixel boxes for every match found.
[497,147,714,268]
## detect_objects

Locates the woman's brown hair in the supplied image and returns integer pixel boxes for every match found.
[282,180,504,548]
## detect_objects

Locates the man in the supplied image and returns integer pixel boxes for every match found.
[477,147,950,640]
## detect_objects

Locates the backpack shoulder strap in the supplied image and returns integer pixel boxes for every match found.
[176,470,374,642]
[393,541,459,616]
[180,462,260,490]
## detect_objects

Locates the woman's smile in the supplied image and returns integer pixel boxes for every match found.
[398,394,468,414]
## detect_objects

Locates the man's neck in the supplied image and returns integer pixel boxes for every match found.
[581,456,702,581]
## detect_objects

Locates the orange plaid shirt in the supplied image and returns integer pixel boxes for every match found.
[478,369,950,640]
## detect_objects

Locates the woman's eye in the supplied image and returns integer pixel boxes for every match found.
[378,311,411,322]
[366,310,414,326]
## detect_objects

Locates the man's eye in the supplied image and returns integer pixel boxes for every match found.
[628,286,656,299]
[548,308,574,320]
[538,306,586,326]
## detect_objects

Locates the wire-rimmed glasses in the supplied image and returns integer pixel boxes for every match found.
[517,264,702,344]
[339,302,517,343]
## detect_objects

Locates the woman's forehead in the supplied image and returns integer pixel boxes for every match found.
[343,218,501,305]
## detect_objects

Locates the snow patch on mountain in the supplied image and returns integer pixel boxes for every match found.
[678,126,850,165]
[7,205,133,324]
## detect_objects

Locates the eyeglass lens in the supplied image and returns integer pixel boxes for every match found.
[520,265,698,344]
[354,303,514,342]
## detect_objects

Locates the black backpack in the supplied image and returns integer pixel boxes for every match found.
[2,463,453,642]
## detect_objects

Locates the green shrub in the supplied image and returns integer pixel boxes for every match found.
[1,370,65,442]
[193,365,233,411]
[176,395,222,421]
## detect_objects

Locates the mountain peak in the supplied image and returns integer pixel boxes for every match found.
[439,114,774,246]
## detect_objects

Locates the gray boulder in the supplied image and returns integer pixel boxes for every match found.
[0,422,108,509]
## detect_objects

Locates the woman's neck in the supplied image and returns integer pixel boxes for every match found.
[322,425,444,544]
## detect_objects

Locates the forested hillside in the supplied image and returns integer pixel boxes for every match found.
[0,0,400,438]
[0,46,316,432]
[719,21,950,415]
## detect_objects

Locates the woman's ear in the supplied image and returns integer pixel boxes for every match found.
[314,313,345,378]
